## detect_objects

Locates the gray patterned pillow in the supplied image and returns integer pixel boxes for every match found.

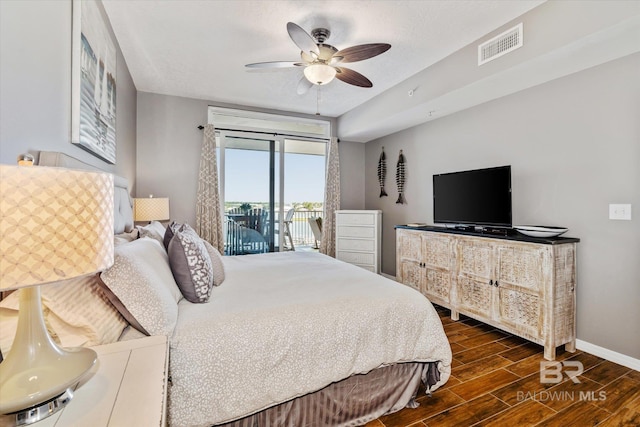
[168,226,215,303]
[203,240,225,286]
[163,221,182,250]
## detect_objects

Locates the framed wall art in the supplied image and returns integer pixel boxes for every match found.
[71,0,117,164]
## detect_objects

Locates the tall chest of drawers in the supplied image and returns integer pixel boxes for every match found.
[335,210,382,273]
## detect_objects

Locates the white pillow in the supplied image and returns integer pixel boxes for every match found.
[136,221,166,246]
[100,238,182,337]
[0,274,128,355]
[115,229,139,246]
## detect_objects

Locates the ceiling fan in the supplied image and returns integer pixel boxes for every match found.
[246,22,391,95]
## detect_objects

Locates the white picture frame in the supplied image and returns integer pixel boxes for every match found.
[71,0,117,164]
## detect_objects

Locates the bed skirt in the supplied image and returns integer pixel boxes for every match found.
[216,362,438,427]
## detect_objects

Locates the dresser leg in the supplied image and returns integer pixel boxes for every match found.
[565,340,576,353]
[544,345,556,361]
[451,309,459,321]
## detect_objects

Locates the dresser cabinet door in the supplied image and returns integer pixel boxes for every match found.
[494,244,547,338]
[457,238,493,280]
[397,230,422,263]
[424,267,452,305]
[456,275,493,321]
[455,238,493,320]
[399,260,423,292]
[422,233,453,305]
[396,230,424,291]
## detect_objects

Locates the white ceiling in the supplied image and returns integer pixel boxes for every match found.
[102,0,545,119]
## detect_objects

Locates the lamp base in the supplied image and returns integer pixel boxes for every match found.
[0,388,73,426]
[0,287,97,423]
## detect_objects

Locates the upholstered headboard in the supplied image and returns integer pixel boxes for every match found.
[37,151,134,234]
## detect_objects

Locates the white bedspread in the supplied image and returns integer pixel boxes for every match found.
[168,252,451,427]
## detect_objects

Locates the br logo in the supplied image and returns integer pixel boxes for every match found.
[540,361,583,384]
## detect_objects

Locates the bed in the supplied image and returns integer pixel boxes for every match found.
[0,152,452,427]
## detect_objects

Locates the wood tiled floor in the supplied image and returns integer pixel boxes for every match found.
[367,305,640,427]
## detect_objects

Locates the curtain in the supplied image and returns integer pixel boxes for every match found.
[320,137,340,257]
[195,124,224,253]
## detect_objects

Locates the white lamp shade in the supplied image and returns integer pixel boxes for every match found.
[134,197,170,222]
[304,64,337,85]
[0,165,115,291]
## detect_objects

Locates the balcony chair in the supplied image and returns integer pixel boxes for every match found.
[282,208,296,251]
[308,216,322,249]
[224,218,268,256]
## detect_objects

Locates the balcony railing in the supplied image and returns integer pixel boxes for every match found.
[223,209,323,254]
[288,210,323,246]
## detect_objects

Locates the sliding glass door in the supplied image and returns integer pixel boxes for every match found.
[218,132,326,254]
[282,139,326,249]
[220,133,279,254]
[210,107,330,255]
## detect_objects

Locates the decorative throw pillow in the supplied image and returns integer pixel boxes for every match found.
[137,221,166,246]
[203,240,226,286]
[0,274,128,354]
[168,226,214,303]
[100,238,182,337]
[96,276,149,335]
[163,221,183,250]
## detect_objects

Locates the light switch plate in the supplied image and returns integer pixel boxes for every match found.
[609,204,632,220]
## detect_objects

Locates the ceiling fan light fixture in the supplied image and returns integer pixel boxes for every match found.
[304,64,336,85]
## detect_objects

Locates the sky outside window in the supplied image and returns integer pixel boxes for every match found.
[224,148,325,205]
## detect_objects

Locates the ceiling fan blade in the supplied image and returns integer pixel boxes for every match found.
[287,22,320,57]
[335,67,373,88]
[297,76,313,95]
[333,43,391,63]
[245,61,304,69]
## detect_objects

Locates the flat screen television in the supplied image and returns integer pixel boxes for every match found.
[433,165,512,228]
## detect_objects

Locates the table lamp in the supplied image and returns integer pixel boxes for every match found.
[134,195,170,223]
[0,165,114,425]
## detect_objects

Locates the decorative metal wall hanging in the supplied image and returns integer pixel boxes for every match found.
[377,147,387,197]
[396,150,406,204]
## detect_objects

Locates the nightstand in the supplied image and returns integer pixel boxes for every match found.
[34,335,168,426]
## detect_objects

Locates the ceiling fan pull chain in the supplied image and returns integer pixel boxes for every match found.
[316,86,320,115]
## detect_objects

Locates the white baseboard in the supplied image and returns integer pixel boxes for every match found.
[380,272,396,281]
[576,339,640,371]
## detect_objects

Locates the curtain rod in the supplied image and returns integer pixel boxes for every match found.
[196,125,337,142]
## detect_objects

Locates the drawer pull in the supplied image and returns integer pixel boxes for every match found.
[489,279,493,286]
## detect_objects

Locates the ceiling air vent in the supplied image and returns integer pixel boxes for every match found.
[478,23,523,66]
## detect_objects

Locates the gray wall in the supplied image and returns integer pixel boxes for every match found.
[137,92,364,225]
[339,141,365,210]
[0,0,137,185]
[365,53,640,359]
